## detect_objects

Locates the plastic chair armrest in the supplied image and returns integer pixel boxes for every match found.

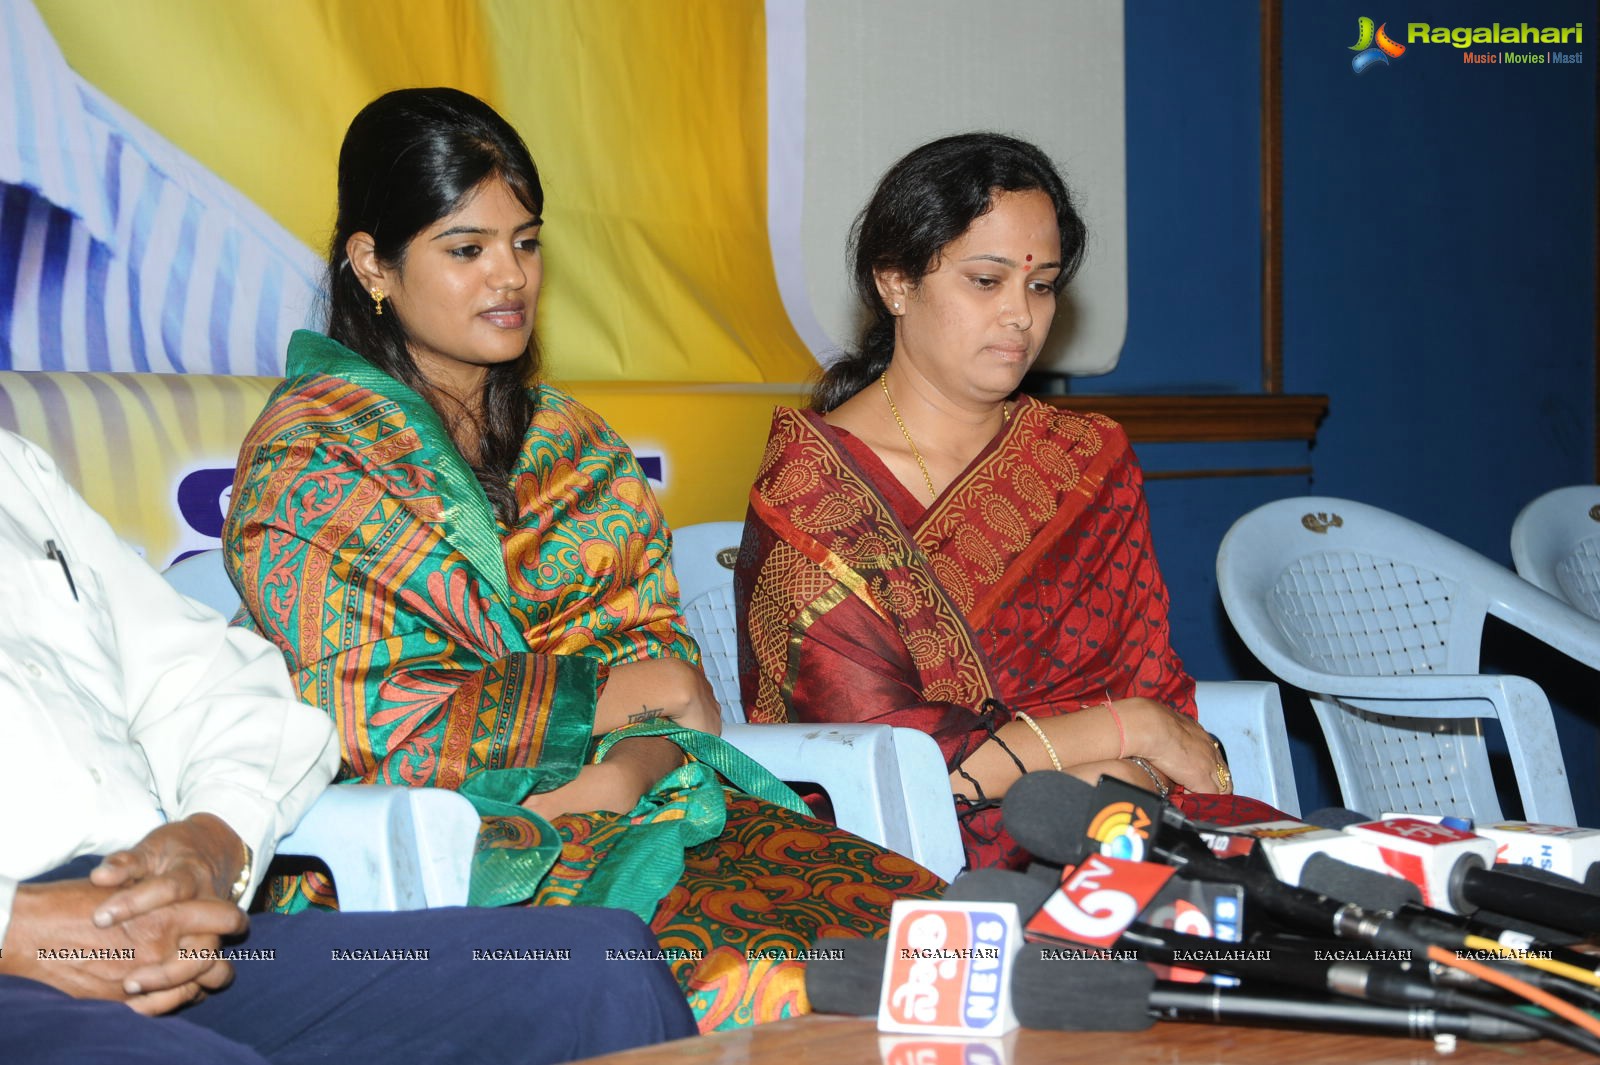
[275,785,478,911]
[1322,675,1574,824]
[888,728,965,882]
[1487,590,1600,672]
[1283,671,1533,715]
[722,722,913,858]
[1194,680,1300,817]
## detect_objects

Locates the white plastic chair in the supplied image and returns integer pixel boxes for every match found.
[1217,496,1600,825]
[673,522,966,880]
[1511,485,1600,621]
[162,550,480,909]
[673,523,1302,878]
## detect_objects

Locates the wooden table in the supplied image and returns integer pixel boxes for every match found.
[577,1014,1590,1065]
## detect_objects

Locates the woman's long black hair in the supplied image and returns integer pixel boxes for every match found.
[812,132,1088,412]
[327,87,541,525]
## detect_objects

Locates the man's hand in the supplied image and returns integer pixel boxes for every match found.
[90,813,246,926]
[0,877,246,1015]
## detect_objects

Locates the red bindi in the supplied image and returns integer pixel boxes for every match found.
[1024,255,1033,270]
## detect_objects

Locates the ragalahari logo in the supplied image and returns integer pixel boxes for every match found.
[1350,16,1407,73]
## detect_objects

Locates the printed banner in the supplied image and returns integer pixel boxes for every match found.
[0,371,802,564]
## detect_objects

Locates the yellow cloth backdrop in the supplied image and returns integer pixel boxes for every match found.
[31,0,814,533]
[36,0,814,384]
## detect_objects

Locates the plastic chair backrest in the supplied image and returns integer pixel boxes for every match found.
[163,548,243,615]
[1218,496,1596,823]
[671,521,748,722]
[1511,485,1600,621]
[671,521,966,877]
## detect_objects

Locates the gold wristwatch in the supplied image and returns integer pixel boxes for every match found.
[228,841,255,905]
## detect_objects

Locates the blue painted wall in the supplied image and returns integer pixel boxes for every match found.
[1103,0,1597,821]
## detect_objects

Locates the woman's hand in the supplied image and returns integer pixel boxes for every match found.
[519,737,686,819]
[950,696,1229,803]
[593,657,722,737]
[1119,698,1230,794]
[520,762,643,820]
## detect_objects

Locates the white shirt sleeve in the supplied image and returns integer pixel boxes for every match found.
[0,876,16,954]
[0,432,339,921]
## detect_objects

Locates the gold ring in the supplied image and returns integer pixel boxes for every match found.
[1210,739,1232,794]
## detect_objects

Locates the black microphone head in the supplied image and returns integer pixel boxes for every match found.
[1010,947,1155,1031]
[1462,865,1587,945]
[1304,807,1373,830]
[1298,852,1422,912]
[1023,860,1063,885]
[1486,861,1595,895]
[1002,771,1098,865]
[945,868,1057,917]
[804,937,886,1016]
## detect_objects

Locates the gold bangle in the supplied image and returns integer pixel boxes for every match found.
[1124,756,1170,800]
[1013,711,1062,772]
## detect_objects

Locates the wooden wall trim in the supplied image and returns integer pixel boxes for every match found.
[1145,465,1313,481]
[1041,394,1327,444]
[1261,0,1284,394]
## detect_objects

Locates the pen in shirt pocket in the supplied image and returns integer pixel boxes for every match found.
[45,539,79,601]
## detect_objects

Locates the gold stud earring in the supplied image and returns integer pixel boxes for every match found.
[370,287,386,316]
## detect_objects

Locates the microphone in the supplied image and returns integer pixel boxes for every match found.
[1297,854,1600,988]
[1292,811,1584,946]
[1304,809,1600,889]
[945,868,1057,913]
[1304,807,1371,829]
[954,861,1247,987]
[1216,820,1395,888]
[1340,816,1600,931]
[1009,951,1538,1041]
[1298,851,1423,913]
[812,939,1538,1041]
[1000,771,1466,954]
[806,936,888,1016]
[950,866,1449,1015]
[847,869,1580,1048]
[1470,820,1600,884]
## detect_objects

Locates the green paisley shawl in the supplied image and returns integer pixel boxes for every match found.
[223,331,940,1030]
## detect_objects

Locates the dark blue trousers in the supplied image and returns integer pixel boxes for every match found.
[2,860,697,1064]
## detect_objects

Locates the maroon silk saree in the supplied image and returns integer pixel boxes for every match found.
[737,400,1280,868]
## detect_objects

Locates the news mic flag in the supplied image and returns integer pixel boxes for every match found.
[876,899,1024,1037]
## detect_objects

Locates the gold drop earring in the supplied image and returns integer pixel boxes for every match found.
[370,287,386,316]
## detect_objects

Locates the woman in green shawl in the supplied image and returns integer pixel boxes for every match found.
[223,88,939,1032]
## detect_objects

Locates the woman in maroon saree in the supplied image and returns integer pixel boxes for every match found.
[736,134,1282,870]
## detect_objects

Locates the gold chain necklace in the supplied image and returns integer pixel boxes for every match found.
[879,372,1010,503]
[880,373,937,501]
